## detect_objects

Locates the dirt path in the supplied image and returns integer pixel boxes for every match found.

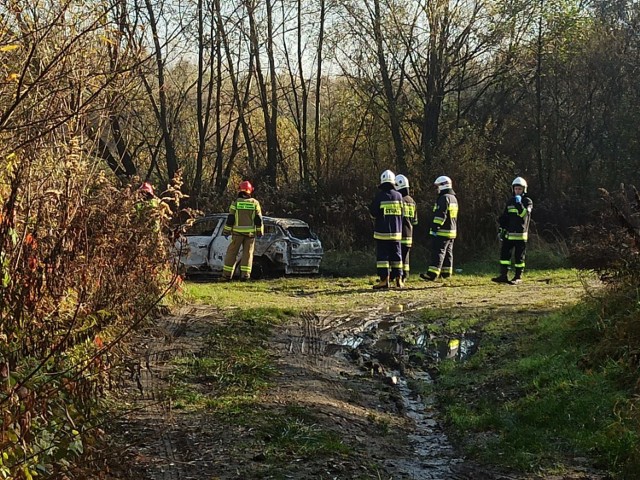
[106,273,603,480]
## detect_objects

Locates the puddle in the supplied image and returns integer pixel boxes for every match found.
[385,370,464,479]
[321,309,479,479]
[337,336,364,349]
[388,303,405,312]
[416,333,478,362]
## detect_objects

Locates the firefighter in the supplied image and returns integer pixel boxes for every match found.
[420,175,458,281]
[136,181,159,208]
[395,174,418,281]
[221,180,264,281]
[369,170,404,289]
[492,176,533,285]
[135,181,161,231]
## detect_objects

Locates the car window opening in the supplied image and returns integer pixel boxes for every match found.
[287,227,312,240]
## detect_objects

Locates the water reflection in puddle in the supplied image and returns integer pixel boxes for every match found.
[388,303,405,312]
[416,334,478,361]
[322,312,478,478]
[387,371,464,478]
[337,336,364,349]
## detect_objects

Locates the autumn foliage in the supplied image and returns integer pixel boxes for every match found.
[0,140,182,478]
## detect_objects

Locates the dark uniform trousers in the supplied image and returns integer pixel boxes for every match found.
[401,244,411,279]
[429,237,455,278]
[377,240,403,280]
[500,239,526,271]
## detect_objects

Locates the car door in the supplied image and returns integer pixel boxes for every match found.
[206,217,231,273]
[179,217,219,268]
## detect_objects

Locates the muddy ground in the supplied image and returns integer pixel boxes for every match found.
[104,275,606,480]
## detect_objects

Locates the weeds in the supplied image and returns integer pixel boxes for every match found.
[167,308,292,411]
[0,143,185,478]
[431,304,640,477]
[259,408,350,461]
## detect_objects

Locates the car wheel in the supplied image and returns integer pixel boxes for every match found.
[252,257,272,280]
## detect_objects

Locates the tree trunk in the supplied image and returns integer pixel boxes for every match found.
[143,0,179,183]
[313,0,326,187]
[372,0,406,173]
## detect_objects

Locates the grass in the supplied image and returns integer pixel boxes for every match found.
[427,301,640,477]
[168,307,288,412]
[175,250,639,478]
[163,306,353,469]
[258,405,351,461]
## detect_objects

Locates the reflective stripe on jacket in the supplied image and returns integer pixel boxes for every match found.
[223,196,264,236]
[369,188,403,241]
[401,195,418,246]
[499,196,533,241]
[429,189,458,239]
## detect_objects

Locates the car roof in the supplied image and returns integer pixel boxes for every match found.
[194,214,310,227]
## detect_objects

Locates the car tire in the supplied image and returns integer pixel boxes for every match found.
[251,257,272,280]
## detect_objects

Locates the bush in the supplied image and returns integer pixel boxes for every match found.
[0,140,183,478]
[568,185,640,476]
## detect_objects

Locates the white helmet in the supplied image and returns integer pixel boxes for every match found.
[380,169,396,185]
[395,174,409,190]
[512,176,528,193]
[434,175,452,192]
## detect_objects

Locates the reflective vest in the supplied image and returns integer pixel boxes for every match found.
[223,196,264,236]
[429,190,458,239]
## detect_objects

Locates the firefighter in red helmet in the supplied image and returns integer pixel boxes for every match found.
[221,181,263,281]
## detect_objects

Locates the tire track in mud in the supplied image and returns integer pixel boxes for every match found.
[113,306,220,480]
[111,296,599,480]
[275,305,482,480]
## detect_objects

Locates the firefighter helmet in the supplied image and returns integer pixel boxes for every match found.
[238,180,254,194]
[512,177,527,193]
[395,174,409,190]
[139,181,154,196]
[380,170,395,185]
[434,175,452,192]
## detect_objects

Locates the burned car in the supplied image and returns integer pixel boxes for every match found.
[175,214,323,278]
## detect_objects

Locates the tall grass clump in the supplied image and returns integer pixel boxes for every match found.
[569,184,640,477]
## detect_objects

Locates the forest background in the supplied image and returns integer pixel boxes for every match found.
[4,0,638,248]
[0,0,639,478]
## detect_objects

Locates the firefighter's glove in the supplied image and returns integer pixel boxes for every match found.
[514,195,522,203]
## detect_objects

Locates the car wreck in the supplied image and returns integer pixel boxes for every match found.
[175,214,324,278]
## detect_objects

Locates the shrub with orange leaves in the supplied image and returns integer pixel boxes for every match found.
[0,141,186,478]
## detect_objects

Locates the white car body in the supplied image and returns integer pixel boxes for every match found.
[175,214,323,278]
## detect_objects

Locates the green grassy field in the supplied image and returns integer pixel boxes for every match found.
[176,250,639,478]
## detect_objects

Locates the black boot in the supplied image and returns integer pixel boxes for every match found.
[510,268,523,285]
[491,265,509,284]
[420,272,437,281]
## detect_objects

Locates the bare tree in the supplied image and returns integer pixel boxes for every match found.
[314,0,327,186]
[245,0,281,188]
